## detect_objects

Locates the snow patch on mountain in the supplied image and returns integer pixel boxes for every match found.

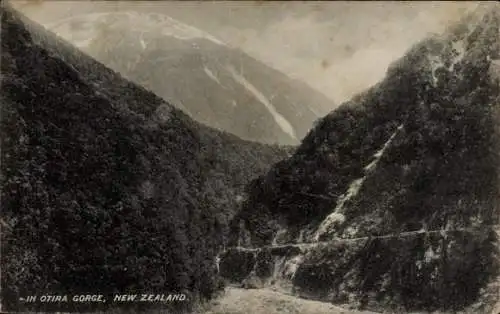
[204,65,222,85]
[365,124,404,173]
[48,11,226,49]
[313,124,404,241]
[227,65,298,141]
[139,34,147,49]
[73,38,93,49]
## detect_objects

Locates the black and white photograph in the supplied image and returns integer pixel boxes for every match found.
[1,1,500,313]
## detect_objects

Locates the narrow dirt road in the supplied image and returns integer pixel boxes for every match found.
[202,287,374,314]
[231,225,498,254]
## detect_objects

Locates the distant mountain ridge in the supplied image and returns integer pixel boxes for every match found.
[222,4,500,313]
[47,11,333,145]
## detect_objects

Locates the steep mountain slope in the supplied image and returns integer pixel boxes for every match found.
[0,4,289,312]
[45,12,333,145]
[222,4,500,313]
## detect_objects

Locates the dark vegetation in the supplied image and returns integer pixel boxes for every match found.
[231,6,500,246]
[292,230,497,312]
[0,4,289,312]
[225,6,500,312]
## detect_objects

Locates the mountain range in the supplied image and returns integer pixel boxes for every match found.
[4,2,500,313]
[47,12,333,145]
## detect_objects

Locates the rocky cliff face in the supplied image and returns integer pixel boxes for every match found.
[0,4,289,312]
[46,12,333,145]
[222,4,500,313]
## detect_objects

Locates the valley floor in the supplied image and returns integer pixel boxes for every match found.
[201,287,375,314]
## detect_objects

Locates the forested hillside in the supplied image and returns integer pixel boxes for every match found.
[0,4,289,312]
[224,4,500,313]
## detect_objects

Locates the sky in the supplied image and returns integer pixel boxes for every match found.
[12,1,481,107]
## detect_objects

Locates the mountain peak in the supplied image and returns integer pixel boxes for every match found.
[42,11,333,145]
[48,11,226,48]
